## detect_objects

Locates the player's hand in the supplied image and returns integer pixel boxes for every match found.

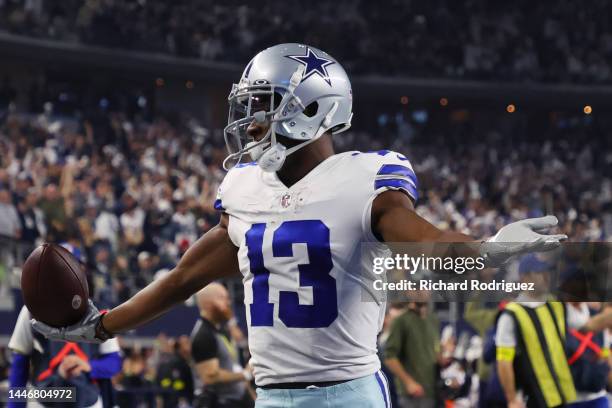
[31,299,107,343]
[58,355,91,379]
[482,215,567,267]
[404,379,425,397]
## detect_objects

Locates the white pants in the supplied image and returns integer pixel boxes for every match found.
[255,371,392,408]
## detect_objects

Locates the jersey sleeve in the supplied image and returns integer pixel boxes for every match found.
[213,163,260,248]
[358,150,419,241]
[8,306,33,355]
[213,162,257,214]
[371,151,418,203]
[213,172,229,213]
[213,185,225,212]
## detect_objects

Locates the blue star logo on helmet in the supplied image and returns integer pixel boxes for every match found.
[285,47,335,86]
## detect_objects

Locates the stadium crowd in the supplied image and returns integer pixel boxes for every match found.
[1,0,612,83]
[0,93,611,406]
[0,103,610,304]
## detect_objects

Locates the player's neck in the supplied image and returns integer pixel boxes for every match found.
[276,133,335,188]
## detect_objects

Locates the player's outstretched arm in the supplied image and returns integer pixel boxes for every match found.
[32,214,239,343]
[372,190,567,266]
[372,190,476,244]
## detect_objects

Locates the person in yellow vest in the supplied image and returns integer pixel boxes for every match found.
[496,254,577,408]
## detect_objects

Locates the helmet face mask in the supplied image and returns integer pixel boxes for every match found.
[223,43,353,171]
[223,82,302,168]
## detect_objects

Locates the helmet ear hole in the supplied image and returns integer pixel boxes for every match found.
[303,101,319,118]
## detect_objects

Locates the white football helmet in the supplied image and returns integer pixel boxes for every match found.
[223,43,353,172]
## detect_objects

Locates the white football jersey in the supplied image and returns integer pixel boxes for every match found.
[216,150,418,386]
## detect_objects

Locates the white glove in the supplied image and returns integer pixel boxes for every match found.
[31,299,108,343]
[481,215,567,267]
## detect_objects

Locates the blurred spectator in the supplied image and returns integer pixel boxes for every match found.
[0,186,21,239]
[94,203,120,252]
[384,301,440,408]
[37,183,66,241]
[191,283,254,408]
[17,189,47,252]
[156,335,194,408]
[12,173,32,203]
[136,251,161,287]
[565,303,611,408]
[120,193,145,250]
[171,194,198,250]
[115,345,156,408]
[438,326,481,406]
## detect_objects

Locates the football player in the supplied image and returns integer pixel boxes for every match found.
[33,44,566,407]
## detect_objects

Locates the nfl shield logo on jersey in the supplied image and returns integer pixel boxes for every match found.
[280,193,292,208]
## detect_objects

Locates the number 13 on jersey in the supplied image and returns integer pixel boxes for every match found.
[245,220,338,328]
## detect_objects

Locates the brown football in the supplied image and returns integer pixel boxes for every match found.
[21,243,89,327]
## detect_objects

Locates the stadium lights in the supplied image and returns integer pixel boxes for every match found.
[584,105,592,115]
[400,96,409,105]
[506,104,516,113]
[440,97,448,106]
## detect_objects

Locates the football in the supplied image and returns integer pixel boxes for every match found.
[21,243,89,328]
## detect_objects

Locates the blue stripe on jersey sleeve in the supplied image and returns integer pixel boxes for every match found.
[376,164,418,187]
[213,198,224,211]
[374,178,418,201]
